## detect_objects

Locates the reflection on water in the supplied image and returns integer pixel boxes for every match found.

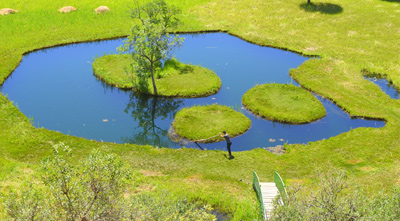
[0,33,385,151]
[122,93,184,147]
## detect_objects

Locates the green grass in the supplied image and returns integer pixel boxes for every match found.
[172,104,252,142]
[92,54,135,88]
[93,55,222,97]
[242,83,326,124]
[2,0,400,219]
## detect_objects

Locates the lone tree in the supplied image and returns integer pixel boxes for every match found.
[119,0,184,95]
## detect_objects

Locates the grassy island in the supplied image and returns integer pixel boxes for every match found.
[93,55,221,97]
[173,104,251,143]
[92,54,135,88]
[242,84,326,124]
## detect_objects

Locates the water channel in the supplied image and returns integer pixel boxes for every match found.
[365,76,399,100]
[0,33,385,151]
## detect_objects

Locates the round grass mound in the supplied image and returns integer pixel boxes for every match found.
[242,83,326,124]
[92,55,221,97]
[93,54,135,88]
[172,104,251,143]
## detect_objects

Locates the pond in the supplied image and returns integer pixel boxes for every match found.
[0,33,385,151]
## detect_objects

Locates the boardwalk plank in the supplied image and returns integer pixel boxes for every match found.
[259,182,279,220]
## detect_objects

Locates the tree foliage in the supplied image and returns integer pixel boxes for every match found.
[3,143,216,220]
[4,186,48,220]
[119,0,184,95]
[4,143,131,220]
[40,144,131,220]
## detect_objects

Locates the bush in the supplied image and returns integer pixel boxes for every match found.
[3,143,216,220]
[270,169,390,220]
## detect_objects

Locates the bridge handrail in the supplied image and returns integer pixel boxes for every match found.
[274,170,288,205]
[253,171,267,220]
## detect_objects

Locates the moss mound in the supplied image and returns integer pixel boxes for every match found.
[92,55,221,97]
[242,84,326,124]
[172,104,251,143]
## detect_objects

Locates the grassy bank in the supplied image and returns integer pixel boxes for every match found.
[1,0,400,219]
[93,55,222,97]
[242,84,326,124]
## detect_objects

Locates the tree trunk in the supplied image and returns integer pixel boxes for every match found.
[151,97,160,146]
[150,62,158,95]
[307,0,311,4]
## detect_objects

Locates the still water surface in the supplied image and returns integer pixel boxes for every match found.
[0,33,385,151]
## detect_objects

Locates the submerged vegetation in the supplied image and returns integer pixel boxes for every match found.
[93,55,221,97]
[1,0,400,219]
[173,104,251,143]
[242,84,326,124]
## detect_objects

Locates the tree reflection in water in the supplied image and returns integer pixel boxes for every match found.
[122,92,184,147]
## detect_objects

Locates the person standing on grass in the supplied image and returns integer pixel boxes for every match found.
[219,131,232,157]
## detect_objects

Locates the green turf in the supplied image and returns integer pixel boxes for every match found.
[172,104,252,142]
[92,54,136,88]
[93,55,221,97]
[242,84,326,124]
[2,0,400,219]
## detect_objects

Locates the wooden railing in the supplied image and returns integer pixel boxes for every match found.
[274,170,288,205]
[253,171,267,220]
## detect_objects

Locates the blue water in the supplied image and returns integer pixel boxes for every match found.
[365,76,399,99]
[0,33,385,151]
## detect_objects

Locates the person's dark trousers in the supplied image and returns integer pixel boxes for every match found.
[227,142,232,156]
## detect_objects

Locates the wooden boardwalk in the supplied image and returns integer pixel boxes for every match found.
[260,182,279,220]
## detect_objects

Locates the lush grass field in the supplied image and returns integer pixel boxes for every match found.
[242,84,326,124]
[173,104,252,142]
[93,55,222,97]
[1,0,400,219]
